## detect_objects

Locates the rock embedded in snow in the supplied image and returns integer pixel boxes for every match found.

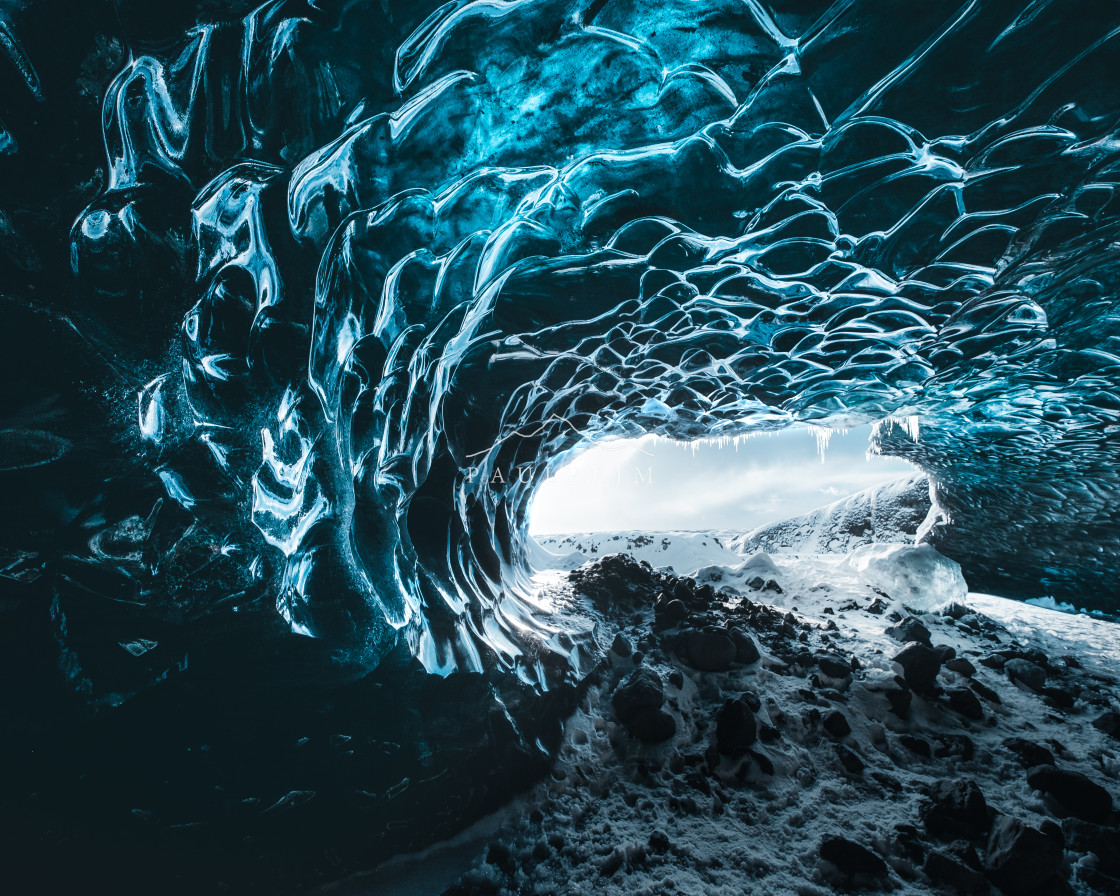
[1004,737,1055,769]
[1026,767,1114,824]
[947,687,984,721]
[893,641,945,694]
[887,616,932,646]
[611,668,675,743]
[729,629,760,665]
[818,836,889,885]
[945,656,976,677]
[984,815,1065,896]
[715,697,757,756]
[1091,710,1120,740]
[847,543,968,609]
[675,628,736,672]
[924,842,990,896]
[1005,658,1047,692]
[922,779,990,841]
[822,709,851,738]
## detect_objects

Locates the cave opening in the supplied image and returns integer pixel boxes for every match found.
[527,424,918,542]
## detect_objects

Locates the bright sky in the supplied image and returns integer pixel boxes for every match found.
[528,425,916,535]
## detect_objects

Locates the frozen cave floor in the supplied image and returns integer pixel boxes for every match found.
[330,538,1120,896]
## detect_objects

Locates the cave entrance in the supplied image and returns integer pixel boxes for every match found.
[528,424,920,569]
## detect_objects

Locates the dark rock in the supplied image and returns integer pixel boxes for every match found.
[1027,766,1114,823]
[487,843,515,875]
[1041,687,1075,710]
[648,830,671,854]
[887,687,912,717]
[626,708,676,743]
[945,657,976,677]
[758,724,780,743]
[979,654,1007,671]
[819,836,888,882]
[739,690,762,712]
[899,734,931,757]
[925,841,990,895]
[1062,818,1120,877]
[612,668,664,724]
[1092,710,1120,740]
[570,554,660,611]
[667,669,684,689]
[969,679,1001,704]
[1005,658,1046,692]
[923,779,989,841]
[610,633,632,657]
[730,629,760,665]
[934,644,957,664]
[716,697,757,756]
[932,734,975,761]
[1004,737,1055,768]
[984,815,1064,896]
[679,628,736,672]
[817,653,852,679]
[867,598,888,615]
[654,596,688,628]
[892,824,925,863]
[948,687,983,720]
[823,709,851,738]
[531,840,551,861]
[836,744,864,774]
[893,642,944,694]
[887,617,931,646]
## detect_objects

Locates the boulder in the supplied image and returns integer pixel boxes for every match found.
[893,642,944,694]
[984,815,1064,896]
[1027,766,1113,823]
[922,779,989,841]
[716,697,757,756]
[886,616,932,646]
[819,836,888,884]
[1005,658,1046,692]
[679,628,736,672]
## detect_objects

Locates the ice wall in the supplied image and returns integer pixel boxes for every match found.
[53,0,1120,681]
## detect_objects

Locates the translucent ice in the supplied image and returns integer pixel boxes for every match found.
[48,0,1120,683]
[847,543,968,611]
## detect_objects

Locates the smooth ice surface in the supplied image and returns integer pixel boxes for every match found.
[14,0,1120,686]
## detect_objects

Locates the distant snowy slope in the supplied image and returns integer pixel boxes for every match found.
[532,530,744,575]
[727,473,931,556]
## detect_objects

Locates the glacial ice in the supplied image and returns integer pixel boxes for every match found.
[36,0,1120,688]
[847,543,968,611]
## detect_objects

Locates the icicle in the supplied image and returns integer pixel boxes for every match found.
[807,424,833,461]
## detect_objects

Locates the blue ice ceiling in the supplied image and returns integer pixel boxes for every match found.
[50,0,1120,682]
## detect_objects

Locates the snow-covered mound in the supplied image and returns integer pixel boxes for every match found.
[727,474,931,556]
[351,547,1120,896]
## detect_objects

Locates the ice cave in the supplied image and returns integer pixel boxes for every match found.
[2,1,1120,893]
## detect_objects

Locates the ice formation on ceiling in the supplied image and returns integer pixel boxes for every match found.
[65,0,1120,683]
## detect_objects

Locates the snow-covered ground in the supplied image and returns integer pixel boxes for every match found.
[332,500,1120,896]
